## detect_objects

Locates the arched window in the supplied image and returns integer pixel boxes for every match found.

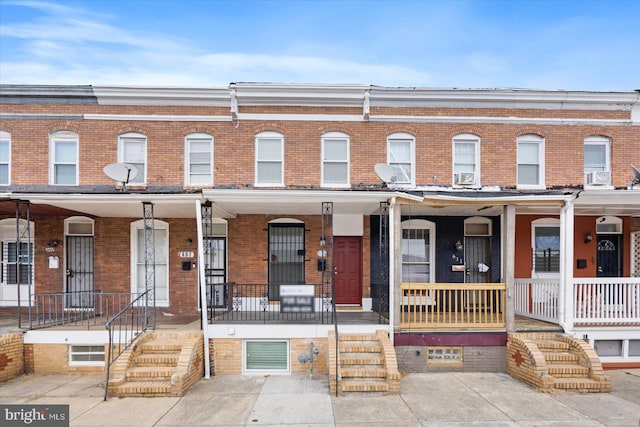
[118,132,147,184]
[131,219,169,306]
[0,131,10,185]
[517,134,545,189]
[321,132,350,187]
[255,131,284,186]
[453,134,480,187]
[50,131,79,185]
[185,133,213,186]
[584,136,611,187]
[531,218,560,276]
[387,133,415,186]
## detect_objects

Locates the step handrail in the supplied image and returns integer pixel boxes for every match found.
[103,290,151,401]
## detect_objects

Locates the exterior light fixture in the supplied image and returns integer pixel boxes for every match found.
[455,240,464,252]
[584,232,593,244]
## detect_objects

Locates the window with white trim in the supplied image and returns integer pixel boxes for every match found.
[244,340,289,373]
[0,131,10,185]
[118,132,146,184]
[584,136,611,186]
[453,134,480,186]
[321,132,349,187]
[69,345,105,366]
[387,133,415,186]
[517,134,545,188]
[50,131,78,185]
[532,218,560,276]
[255,132,284,186]
[185,133,213,186]
[401,219,435,283]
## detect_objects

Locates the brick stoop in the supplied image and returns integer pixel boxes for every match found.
[107,331,204,398]
[507,332,610,393]
[328,330,400,396]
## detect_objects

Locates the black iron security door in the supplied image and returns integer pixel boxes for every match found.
[268,224,305,301]
[65,235,94,308]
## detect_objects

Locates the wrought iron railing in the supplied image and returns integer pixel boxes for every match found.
[26,291,136,330]
[206,283,334,324]
[104,290,151,401]
[400,282,506,330]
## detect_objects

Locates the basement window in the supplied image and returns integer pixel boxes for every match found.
[244,340,289,373]
[594,340,622,357]
[69,345,105,366]
[629,340,640,357]
[426,346,463,366]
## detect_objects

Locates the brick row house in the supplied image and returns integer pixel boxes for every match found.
[0,83,639,394]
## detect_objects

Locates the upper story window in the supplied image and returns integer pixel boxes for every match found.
[255,132,284,186]
[387,133,415,186]
[49,131,78,185]
[0,131,10,185]
[453,134,480,187]
[321,132,350,187]
[118,132,146,185]
[517,134,545,189]
[185,133,213,186]
[584,136,612,187]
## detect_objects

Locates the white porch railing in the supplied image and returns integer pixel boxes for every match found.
[514,278,560,323]
[573,278,640,325]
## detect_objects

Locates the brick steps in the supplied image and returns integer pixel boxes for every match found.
[547,363,590,377]
[553,377,604,392]
[329,330,400,396]
[107,331,204,398]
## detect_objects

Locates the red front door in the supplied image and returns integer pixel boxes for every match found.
[333,236,362,305]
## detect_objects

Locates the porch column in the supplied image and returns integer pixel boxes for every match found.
[390,197,401,341]
[503,204,516,332]
[196,199,211,379]
[559,199,575,332]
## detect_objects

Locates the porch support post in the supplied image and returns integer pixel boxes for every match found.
[559,198,575,333]
[196,200,211,379]
[390,197,401,342]
[503,204,516,332]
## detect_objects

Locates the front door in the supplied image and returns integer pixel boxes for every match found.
[465,236,491,309]
[333,236,362,305]
[597,234,622,277]
[65,236,94,308]
[204,237,226,308]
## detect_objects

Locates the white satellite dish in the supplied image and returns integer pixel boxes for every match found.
[631,164,640,188]
[103,163,137,190]
[374,163,396,184]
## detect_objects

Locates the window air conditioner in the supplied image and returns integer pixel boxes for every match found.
[586,170,611,186]
[455,172,476,185]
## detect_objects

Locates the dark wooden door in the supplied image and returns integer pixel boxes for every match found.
[597,235,622,277]
[334,236,362,305]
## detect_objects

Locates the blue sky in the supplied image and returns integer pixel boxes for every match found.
[1,0,639,91]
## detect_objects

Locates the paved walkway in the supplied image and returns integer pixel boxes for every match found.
[1,370,639,426]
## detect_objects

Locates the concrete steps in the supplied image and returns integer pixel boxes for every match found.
[329,330,400,396]
[107,331,204,398]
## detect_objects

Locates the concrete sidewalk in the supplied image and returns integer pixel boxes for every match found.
[1,370,639,426]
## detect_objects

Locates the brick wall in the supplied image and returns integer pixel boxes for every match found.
[210,337,329,375]
[395,345,506,373]
[0,333,24,381]
[28,343,105,374]
[1,102,638,189]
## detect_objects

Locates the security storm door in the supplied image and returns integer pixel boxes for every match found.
[133,222,169,307]
[204,237,227,308]
[65,236,94,308]
[268,223,305,301]
[597,235,621,277]
[465,237,491,284]
[334,236,362,305]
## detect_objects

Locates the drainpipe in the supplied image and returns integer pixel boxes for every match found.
[558,196,576,334]
[388,197,397,344]
[196,199,211,379]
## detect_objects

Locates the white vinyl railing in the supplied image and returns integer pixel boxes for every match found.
[573,278,640,325]
[514,278,560,323]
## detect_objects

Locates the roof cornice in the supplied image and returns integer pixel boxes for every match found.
[92,85,231,106]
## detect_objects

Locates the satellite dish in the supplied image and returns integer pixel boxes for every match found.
[374,163,396,185]
[103,163,137,191]
[631,164,640,188]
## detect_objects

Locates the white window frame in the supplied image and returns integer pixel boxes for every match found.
[49,131,79,186]
[401,219,436,283]
[517,134,545,189]
[584,136,612,188]
[531,218,560,278]
[452,134,480,187]
[184,133,213,186]
[243,339,290,374]
[255,131,284,187]
[387,133,415,186]
[118,132,147,185]
[130,219,169,307]
[321,132,350,187]
[0,131,10,186]
[68,344,105,366]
